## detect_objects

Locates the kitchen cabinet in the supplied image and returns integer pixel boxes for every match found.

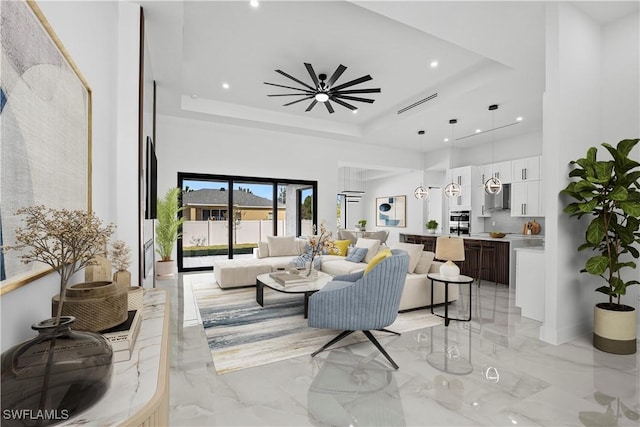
[515,247,544,321]
[472,186,491,217]
[511,156,541,182]
[399,234,510,285]
[511,181,541,216]
[447,166,472,210]
[489,161,512,184]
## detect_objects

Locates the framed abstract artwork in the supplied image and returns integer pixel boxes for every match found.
[0,1,91,294]
[376,196,406,228]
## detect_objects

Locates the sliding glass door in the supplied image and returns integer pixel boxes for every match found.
[178,173,317,272]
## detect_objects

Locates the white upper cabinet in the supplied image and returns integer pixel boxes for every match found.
[490,161,512,184]
[511,156,541,182]
[511,180,541,217]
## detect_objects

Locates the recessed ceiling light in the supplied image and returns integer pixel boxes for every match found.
[352,109,358,114]
[250,0,259,8]
[222,82,230,90]
[430,61,438,68]
[476,129,482,133]
[444,138,449,142]
[516,116,523,121]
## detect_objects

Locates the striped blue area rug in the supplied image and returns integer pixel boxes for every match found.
[187,273,441,374]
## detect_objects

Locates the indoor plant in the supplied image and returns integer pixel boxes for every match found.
[426,220,439,234]
[561,138,640,354]
[1,206,115,423]
[357,219,367,232]
[156,187,185,277]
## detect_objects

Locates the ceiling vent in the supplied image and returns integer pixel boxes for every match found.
[397,93,438,115]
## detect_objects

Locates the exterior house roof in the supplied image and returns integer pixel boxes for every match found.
[182,189,282,208]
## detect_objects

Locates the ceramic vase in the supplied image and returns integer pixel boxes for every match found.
[0,317,113,426]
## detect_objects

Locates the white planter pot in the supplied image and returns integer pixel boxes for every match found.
[593,303,636,355]
[156,260,176,279]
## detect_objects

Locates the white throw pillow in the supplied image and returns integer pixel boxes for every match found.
[355,238,381,264]
[257,241,270,259]
[391,242,424,273]
[267,236,297,257]
[414,251,435,274]
[295,238,307,255]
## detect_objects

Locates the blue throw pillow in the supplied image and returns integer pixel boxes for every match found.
[345,247,368,263]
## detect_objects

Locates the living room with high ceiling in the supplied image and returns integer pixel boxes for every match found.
[1,1,639,426]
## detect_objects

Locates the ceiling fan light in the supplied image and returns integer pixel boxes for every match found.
[484,177,503,194]
[315,92,329,103]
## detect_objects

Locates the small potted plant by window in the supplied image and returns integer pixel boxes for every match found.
[156,187,186,278]
[426,220,439,234]
[357,219,367,232]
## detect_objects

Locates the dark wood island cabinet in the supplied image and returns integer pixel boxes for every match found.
[400,233,510,285]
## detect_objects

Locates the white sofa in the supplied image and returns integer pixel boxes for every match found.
[212,237,458,311]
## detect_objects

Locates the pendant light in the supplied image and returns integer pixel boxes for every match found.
[444,119,461,198]
[484,104,503,195]
[414,130,429,199]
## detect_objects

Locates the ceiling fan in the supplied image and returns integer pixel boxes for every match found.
[264,63,381,114]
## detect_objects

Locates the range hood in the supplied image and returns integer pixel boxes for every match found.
[485,183,511,211]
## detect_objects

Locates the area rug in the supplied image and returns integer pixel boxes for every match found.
[187,273,442,374]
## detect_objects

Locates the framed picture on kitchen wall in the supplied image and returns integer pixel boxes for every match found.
[376,196,406,228]
[0,0,91,294]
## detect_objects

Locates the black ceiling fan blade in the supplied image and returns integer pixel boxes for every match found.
[325,101,335,114]
[330,96,358,111]
[330,74,372,91]
[304,63,320,89]
[333,88,381,94]
[264,82,314,93]
[305,99,318,112]
[268,94,315,97]
[326,64,347,88]
[275,69,316,91]
[283,95,314,106]
[333,94,375,103]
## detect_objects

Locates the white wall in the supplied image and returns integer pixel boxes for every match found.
[541,4,639,344]
[154,115,425,254]
[1,2,139,352]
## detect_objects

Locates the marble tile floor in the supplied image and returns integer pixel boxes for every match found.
[156,273,640,427]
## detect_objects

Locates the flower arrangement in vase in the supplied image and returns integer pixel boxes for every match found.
[110,239,132,288]
[303,222,338,277]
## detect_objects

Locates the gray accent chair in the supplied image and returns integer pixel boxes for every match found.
[362,230,389,245]
[307,249,409,369]
[337,230,357,245]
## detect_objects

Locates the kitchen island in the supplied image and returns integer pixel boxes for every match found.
[399,233,543,286]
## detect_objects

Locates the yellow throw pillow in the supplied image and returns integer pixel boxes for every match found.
[364,248,392,275]
[329,239,351,256]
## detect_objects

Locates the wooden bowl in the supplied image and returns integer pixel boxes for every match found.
[490,232,506,238]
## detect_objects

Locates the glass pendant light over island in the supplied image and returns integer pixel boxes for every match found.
[444,119,461,199]
[414,130,429,199]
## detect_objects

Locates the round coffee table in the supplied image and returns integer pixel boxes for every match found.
[256,271,333,318]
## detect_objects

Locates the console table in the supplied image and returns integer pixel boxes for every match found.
[62,289,170,426]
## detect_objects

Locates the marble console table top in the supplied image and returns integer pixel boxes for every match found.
[62,288,167,426]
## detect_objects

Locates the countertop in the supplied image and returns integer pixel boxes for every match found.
[417,233,544,242]
[514,246,545,253]
[468,233,544,242]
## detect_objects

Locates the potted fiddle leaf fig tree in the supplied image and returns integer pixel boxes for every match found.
[561,138,640,354]
[156,187,185,278]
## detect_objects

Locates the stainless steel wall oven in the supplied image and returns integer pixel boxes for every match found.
[449,210,470,235]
